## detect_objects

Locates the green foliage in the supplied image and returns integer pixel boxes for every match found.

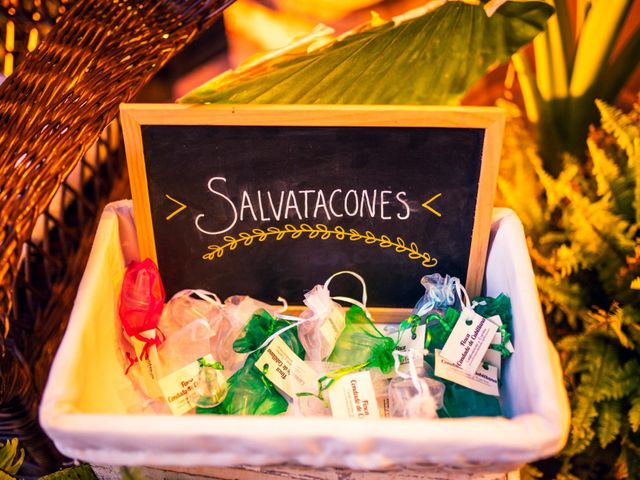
[499,99,640,478]
[520,464,544,480]
[512,0,639,172]
[0,439,23,476]
[40,465,98,479]
[181,1,553,105]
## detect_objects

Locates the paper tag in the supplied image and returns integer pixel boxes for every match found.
[395,324,426,359]
[328,370,380,419]
[380,397,390,418]
[486,315,515,353]
[483,348,502,376]
[130,329,162,398]
[439,309,498,374]
[434,350,500,396]
[255,336,318,398]
[318,305,346,356]
[158,354,215,415]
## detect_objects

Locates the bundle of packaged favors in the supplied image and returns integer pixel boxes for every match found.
[117,259,514,419]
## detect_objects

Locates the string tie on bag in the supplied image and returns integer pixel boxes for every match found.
[325,270,388,338]
[415,276,470,317]
[134,328,166,360]
[243,297,312,355]
[124,328,166,375]
[251,271,379,355]
[392,348,426,394]
[124,352,138,375]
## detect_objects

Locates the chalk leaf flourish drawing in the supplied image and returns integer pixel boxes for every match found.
[202,224,437,267]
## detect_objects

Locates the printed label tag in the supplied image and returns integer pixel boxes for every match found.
[158,354,215,416]
[255,336,318,398]
[318,306,346,356]
[130,329,162,398]
[395,324,426,360]
[434,350,500,396]
[328,370,380,419]
[395,324,426,373]
[483,348,502,376]
[380,397,390,418]
[486,315,515,353]
[439,308,498,374]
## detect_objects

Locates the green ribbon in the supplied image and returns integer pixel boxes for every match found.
[424,309,458,349]
[198,357,224,370]
[490,323,512,357]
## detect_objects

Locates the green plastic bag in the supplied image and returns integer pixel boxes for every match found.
[209,309,305,415]
[438,380,502,418]
[210,356,289,415]
[311,306,419,401]
[328,306,396,374]
[419,298,506,418]
[232,309,305,358]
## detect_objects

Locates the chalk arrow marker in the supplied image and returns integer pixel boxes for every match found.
[165,194,187,220]
[422,193,442,217]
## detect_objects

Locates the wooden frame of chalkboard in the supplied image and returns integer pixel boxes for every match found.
[121,104,504,308]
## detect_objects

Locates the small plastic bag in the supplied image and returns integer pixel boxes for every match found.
[328,306,396,374]
[118,259,165,397]
[210,357,289,415]
[473,293,514,357]
[157,318,214,376]
[195,363,228,414]
[386,349,444,419]
[413,273,464,318]
[232,308,305,357]
[438,380,502,418]
[290,362,341,417]
[388,376,445,419]
[298,285,345,361]
[212,309,305,416]
[162,289,226,338]
[214,296,279,374]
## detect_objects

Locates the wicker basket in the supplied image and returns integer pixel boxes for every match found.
[0,0,233,475]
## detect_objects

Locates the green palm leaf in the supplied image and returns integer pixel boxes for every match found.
[181,1,553,105]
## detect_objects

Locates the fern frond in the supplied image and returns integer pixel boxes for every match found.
[585,305,634,349]
[630,393,640,432]
[535,275,584,328]
[520,464,544,480]
[567,392,598,455]
[596,99,640,161]
[0,438,24,476]
[552,244,582,278]
[588,137,621,196]
[597,400,623,449]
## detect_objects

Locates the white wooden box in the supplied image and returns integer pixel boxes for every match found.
[40,201,569,473]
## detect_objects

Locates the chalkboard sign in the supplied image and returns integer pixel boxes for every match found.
[121,105,504,307]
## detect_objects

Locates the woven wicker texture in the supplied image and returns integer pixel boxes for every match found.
[0,0,234,473]
[1,1,71,77]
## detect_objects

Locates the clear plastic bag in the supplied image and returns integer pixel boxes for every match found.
[290,361,342,417]
[297,285,345,361]
[158,318,213,376]
[388,376,445,418]
[413,273,465,318]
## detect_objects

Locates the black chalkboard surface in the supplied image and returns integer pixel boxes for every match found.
[121,105,504,308]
